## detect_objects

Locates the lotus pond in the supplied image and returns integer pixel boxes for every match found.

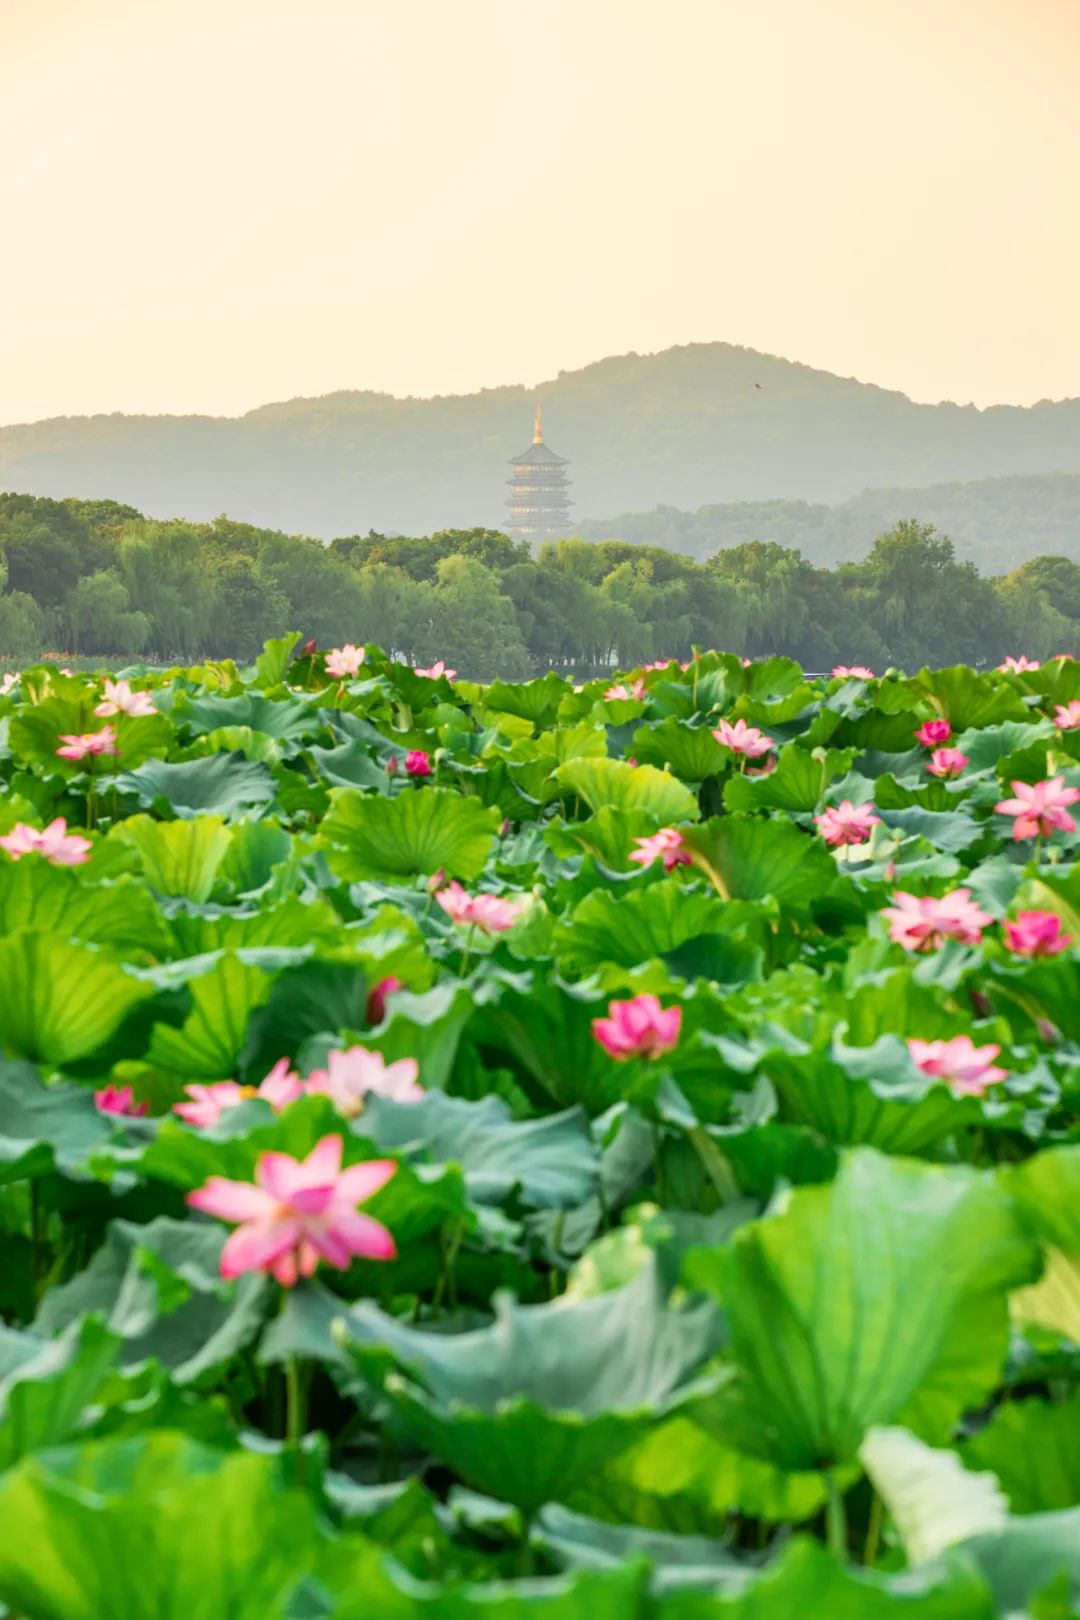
[3,639,1080,1617]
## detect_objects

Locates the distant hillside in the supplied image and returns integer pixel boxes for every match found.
[579,474,1080,573]
[2,344,1080,539]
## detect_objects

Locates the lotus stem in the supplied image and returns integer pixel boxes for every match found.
[825,1469,847,1559]
[688,1125,739,1204]
[863,1489,883,1567]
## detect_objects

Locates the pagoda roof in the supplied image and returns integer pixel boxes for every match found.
[508,442,568,466]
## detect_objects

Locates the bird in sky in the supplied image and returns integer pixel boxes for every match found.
[755,382,764,390]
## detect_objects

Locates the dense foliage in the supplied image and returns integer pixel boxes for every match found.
[3,342,1080,534]
[3,638,1080,1614]
[581,471,1080,574]
[3,492,1080,676]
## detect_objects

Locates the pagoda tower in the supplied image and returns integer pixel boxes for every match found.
[505,403,573,539]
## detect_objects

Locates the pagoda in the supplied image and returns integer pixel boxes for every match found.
[505,403,573,539]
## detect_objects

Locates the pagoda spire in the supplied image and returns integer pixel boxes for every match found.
[533,401,544,443]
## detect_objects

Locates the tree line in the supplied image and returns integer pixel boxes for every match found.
[0,492,1078,677]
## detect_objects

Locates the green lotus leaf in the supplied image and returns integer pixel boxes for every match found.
[552,758,699,825]
[141,952,279,1096]
[0,1062,116,1185]
[172,689,319,748]
[962,1395,1080,1514]
[961,1509,1080,1615]
[630,719,730,782]
[250,632,302,688]
[685,1149,1040,1471]
[1004,1146,1080,1342]
[239,959,371,1077]
[11,696,172,773]
[680,815,836,911]
[117,751,277,819]
[0,1317,121,1471]
[361,1091,598,1210]
[33,1217,270,1386]
[723,745,857,814]
[308,741,392,791]
[329,1260,723,1511]
[470,973,628,1114]
[111,814,234,902]
[484,672,570,725]
[163,893,340,959]
[555,885,758,979]
[322,787,500,883]
[366,982,476,1091]
[0,1432,323,1620]
[0,930,154,1066]
[322,1557,649,1620]
[0,859,169,955]
[544,807,662,869]
[916,666,1032,731]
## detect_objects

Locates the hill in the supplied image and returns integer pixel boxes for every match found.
[578,473,1080,573]
[2,345,1080,539]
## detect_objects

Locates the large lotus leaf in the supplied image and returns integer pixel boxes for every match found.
[955,721,1051,773]
[0,930,154,1065]
[552,758,699,825]
[366,983,476,1091]
[0,1432,323,1620]
[484,672,570,725]
[764,1038,973,1155]
[684,1149,1040,1471]
[172,689,319,746]
[469,973,629,1114]
[239,959,371,1077]
[0,1062,115,1185]
[565,1415,833,1532]
[961,1510,1080,1615]
[962,1395,1080,1514]
[117,750,277,819]
[680,815,836,911]
[916,667,1032,731]
[250,632,301,688]
[111,814,233,902]
[536,1502,743,1589]
[555,886,747,977]
[330,1260,723,1511]
[0,1317,120,1471]
[322,1557,649,1620]
[630,719,730,782]
[544,806,662,869]
[164,894,340,960]
[723,746,857,814]
[875,806,984,853]
[322,788,500,883]
[308,740,392,792]
[1005,1146,1080,1341]
[361,1091,598,1210]
[0,859,169,955]
[217,818,292,895]
[33,1217,271,1386]
[140,952,279,1097]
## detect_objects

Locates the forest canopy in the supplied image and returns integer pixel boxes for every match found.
[1,492,1078,677]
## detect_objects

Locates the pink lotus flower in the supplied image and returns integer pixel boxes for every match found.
[927,747,969,779]
[1003,910,1073,957]
[0,672,18,696]
[188,1135,397,1285]
[1054,701,1080,731]
[712,717,773,759]
[592,994,682,1060]
[814,800,881,847]
[404,750,432,777]
[414,660,458,680]
[325,644,365,678]
[883,889,992,952]
[832,665,875,679]
[307,1046,423,1117]
[604,679,646,702]
[56,726,119,762]
[907,1035,1009,1097]
[94,678,157,718]
[94,1084,149,1118]
[995,777,1080,840]
[915,720,952,747]
[435,880,524,934]
[641,659,677,672]
[0,817,91,867]
[174,1059,304,1127]
[367,975,403,1024]
[628,827,692,872]
[999,655,1040,673]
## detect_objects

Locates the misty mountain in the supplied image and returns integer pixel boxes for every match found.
[579,473,1080,573]
[2,344,1080,540]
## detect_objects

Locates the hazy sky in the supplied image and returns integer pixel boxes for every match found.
[2,0,1079,424]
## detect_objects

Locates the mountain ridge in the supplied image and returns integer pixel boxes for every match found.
[2,342,1079,538]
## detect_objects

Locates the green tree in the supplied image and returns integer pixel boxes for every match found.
[64,570,150,656]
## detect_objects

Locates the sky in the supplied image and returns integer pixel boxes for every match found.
[1,0,1079,425]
